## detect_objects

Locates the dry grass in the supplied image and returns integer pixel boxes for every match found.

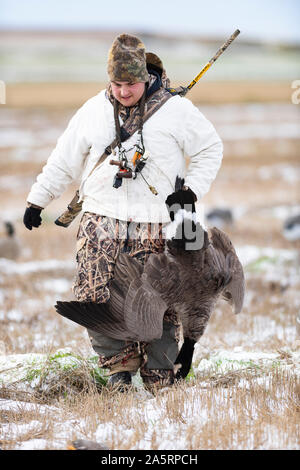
[0,348,299,450]
[5,80,293,108]
[185,370,299,450]
[2,367,297,450]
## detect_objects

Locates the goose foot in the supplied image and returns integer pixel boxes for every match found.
[175,337,196,380]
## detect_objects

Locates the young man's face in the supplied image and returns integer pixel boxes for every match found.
[111,81,145,107]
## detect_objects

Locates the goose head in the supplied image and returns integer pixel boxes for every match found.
[165,178,208,254]
[283,214,300,241]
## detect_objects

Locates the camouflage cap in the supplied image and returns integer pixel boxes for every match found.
[107,34,149,83]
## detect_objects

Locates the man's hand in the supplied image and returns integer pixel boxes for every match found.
[23,205,43,230]
[165,186,197,221]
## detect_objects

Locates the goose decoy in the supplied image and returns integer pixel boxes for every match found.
[0,221,20,260]
[68,439,109,450]
[283,214,300,241]
[206,208,234,229]
[55,179,245,380]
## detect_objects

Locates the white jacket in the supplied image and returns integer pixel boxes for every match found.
[27,90,223,223]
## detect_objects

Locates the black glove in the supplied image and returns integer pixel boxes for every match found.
[23,206,42,231]
[165,186,197,221]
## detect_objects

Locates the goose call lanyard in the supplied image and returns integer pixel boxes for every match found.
[109,96,158,194]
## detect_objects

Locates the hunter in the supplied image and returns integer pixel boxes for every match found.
[23,34,223,392]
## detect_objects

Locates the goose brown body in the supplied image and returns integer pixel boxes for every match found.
[141,224,244,343]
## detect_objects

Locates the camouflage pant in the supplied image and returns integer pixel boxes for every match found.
[73,212,181,390]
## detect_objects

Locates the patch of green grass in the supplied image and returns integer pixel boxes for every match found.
[24,351,108,394]
[185,367,196,382]
[245,255,278,273]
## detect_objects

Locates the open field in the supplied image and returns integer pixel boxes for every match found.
[5,80,294,108]
[0,88,299,450]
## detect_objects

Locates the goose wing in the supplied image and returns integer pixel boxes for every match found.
[115,253,168,342]
[142,251,181,298]
[55,253,167,343]
[54,300,133,340]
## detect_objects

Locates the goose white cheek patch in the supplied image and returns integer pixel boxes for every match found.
[165,209,197,241]
[165,208,208,250]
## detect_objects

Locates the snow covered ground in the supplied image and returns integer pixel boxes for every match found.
[0,343,299,450]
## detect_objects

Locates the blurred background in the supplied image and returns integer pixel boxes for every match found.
[0,0,299,353]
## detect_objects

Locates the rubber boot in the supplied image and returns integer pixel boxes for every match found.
[107,371,132,392]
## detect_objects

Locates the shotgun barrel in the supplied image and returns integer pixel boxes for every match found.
[182,29,240,95]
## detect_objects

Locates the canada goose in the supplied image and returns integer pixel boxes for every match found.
[55,181,245,381]
[283,214,300,241]
[206,208,234,229]
[0,221,20,260]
